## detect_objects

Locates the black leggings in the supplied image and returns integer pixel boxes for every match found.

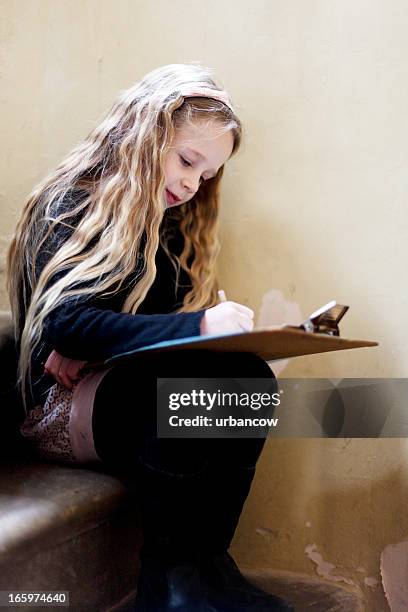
[92,349,276,477]
[92,350,277,559]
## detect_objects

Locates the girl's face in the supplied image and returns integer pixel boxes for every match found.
[163,120,234,207]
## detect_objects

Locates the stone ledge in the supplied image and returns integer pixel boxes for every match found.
[115,567,365,612]
[114,565,366,611]
[245,567,365,612]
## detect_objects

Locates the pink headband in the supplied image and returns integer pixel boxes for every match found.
[178,85,235,113]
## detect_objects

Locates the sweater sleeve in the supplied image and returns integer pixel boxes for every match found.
[43,300,206,363]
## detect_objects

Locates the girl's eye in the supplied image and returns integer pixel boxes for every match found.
[180,155,205,183]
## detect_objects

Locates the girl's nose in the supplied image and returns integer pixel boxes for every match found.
[182,175,199,194]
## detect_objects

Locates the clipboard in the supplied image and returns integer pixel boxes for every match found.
[94,301,378,369]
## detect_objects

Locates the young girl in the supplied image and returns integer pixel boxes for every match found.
[6,63,294,611]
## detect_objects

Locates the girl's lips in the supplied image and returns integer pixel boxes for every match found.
[166,189,181,205]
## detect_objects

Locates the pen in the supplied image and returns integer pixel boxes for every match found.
[218,290,227,303]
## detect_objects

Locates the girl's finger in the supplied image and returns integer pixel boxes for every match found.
[44,350,63,379]
[54,357,71,389]
[237,313,254,332]
[44,351,72,389]
[62,357,84,389]
[229,302,254,318]
[65,359,87,382]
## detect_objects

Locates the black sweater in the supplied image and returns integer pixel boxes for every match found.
[19,192,207,413]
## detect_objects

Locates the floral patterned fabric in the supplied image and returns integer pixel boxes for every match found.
[20,383,77,463]
[19,367,113,465]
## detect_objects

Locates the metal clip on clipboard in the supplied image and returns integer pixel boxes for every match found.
[300,301,349,336]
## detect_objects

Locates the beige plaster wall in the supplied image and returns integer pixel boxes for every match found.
[1,1,407,609]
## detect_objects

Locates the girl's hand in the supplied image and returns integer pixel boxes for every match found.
[44,350,87,390]
[200,301,254,335]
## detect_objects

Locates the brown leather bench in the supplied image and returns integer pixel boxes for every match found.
[0,312,141,611]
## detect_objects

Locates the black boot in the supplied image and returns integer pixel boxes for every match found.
[200,551,294,611]
[134,551,209,611]
[133,461,295,611]
[196,463,295,612]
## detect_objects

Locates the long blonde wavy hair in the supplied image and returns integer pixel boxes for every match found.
[6,63,242,414]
